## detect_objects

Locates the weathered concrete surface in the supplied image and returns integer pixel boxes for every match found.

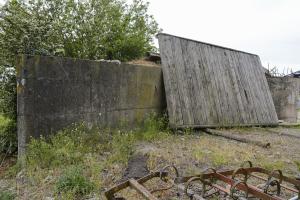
[16,55,166,155]
[267,77,299,123]
[295,79,300,122]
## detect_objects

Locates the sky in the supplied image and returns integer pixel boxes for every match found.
[1,0,299,73]
[147,0,300,73]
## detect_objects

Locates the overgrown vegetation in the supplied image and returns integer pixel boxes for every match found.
[0,0,159,63]
[0,0,160,155]
[0,115,16,153]
[4,114,169,199]
[0,190,15,200]
[55,166,95,199]
[295,160,300,171]
[0,66,17,154]
[2,117,300,199]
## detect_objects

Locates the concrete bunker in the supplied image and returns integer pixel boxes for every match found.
[16,55,166,155]
[266,76,300,123]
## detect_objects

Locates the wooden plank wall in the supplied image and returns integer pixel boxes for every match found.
[158,33,278,128]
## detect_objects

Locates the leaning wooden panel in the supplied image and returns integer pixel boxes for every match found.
[158,33,278,128]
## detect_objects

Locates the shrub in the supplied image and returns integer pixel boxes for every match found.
[139,112,170,141]
[26,123,93,168]
[108,131,136,164]
[294,160,300,171]
[0,66,17,154]
[26,136,57,168]
[25,115,170,177]
[56,165,94,197]
[0,190,15,200]
[0,115,17,154]
[143,112,169,132]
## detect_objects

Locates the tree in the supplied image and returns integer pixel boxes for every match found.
[0,0,160,63]
[0,0,160,153]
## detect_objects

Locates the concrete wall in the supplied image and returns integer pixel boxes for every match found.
[266,77,299,123]
[16,55,166,155]
[295,79,300,122]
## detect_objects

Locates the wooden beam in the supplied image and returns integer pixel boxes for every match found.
[129,179,159,200]
[204,128,271,148]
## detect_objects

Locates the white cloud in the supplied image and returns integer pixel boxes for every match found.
[148,0,300,72]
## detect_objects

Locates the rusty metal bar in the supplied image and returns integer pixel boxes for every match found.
[105,171,164,199]
[251,173,299,193]
[177,184,207,200]
[129,179,159,200]
[105,165,300,200]
[212,171,284,200]
[175,167,300,189]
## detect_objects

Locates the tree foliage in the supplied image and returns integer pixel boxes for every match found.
[0,0,159,64]
[0,0,160,154]
[0,66,17,153]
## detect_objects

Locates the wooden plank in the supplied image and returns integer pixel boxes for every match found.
[216,48,238,124]
[158,33,278,128]
[158,35,184,126]
[224,49,246,124]
[229,51,253,124]
[181,40,204,124]
[237,52,261,124]
[199,44,220,124]
[253,58,278,122]
[173,37,194,125]
[196,43,215,125]
[204,128,271,148]
[204,45,223,124]
[105,171,162,199]
[129,179,159,200]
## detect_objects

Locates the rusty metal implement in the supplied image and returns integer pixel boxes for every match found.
[104,161,300,200]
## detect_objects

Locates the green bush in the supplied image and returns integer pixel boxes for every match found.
[26,114,170,169]
[140,112,170,141]
[0,190,15,200]
[0,0,159,63]
[108,131,136,163]
[0,66,17,154]
[56,165,94,197]
[21,117,170,196]
[0,115,17,154]
[26,123,97,168]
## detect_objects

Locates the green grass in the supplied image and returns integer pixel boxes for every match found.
[0,114,17,153]
[9,113,171,199]
[55,165,95,198]
[0,115,10,126]
[211,152,229,167]
[294,160,300,171]
[259,160,285,171]
[0,190,15,200]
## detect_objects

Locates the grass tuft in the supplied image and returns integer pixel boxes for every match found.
[0,190,15,200]
[10,114,171,198]
[55,165,95,198]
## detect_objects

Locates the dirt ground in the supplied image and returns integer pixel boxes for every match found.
[107,126,300,200]
[1,126,299,199]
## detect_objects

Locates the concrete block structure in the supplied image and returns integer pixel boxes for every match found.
[16,55,166,155]
[266,77,299,123]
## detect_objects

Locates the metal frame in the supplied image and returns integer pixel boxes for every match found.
[104,162,300,200]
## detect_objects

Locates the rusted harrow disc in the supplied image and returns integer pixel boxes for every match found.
[104,161,300,200]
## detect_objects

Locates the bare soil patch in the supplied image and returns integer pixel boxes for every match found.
[111,127,300,199]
